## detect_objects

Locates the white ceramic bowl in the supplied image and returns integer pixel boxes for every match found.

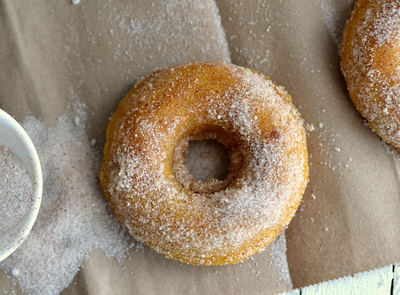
[0,109,42,262]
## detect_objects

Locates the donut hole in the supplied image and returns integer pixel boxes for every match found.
[172,130,242,194]
[185,139,230,182]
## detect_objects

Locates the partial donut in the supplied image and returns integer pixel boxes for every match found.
[341,0,400,147]
[99,61,309,265]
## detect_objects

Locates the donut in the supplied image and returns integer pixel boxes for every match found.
[99,61,309,265]
[341,0,400,147]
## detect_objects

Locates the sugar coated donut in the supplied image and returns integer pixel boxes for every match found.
[99,61,309,265]
[341,0,400,147]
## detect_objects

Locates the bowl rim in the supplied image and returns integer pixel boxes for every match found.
[0,109,43,262]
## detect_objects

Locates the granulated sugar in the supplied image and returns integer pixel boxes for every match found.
[318,0,345,51]
[0,103,133,295]
[0,144,33,236]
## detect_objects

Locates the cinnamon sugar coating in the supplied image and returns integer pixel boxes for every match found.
[99,61,309,265]
[341,0,400,147]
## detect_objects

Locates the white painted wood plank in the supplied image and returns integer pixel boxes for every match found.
[392,264,400,294]
[278,289,300,295]
[300,265,393,295]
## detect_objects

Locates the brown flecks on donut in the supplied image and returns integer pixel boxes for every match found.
[269,130,280,140]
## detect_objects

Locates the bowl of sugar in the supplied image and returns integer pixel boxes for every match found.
[0,109,42,261]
